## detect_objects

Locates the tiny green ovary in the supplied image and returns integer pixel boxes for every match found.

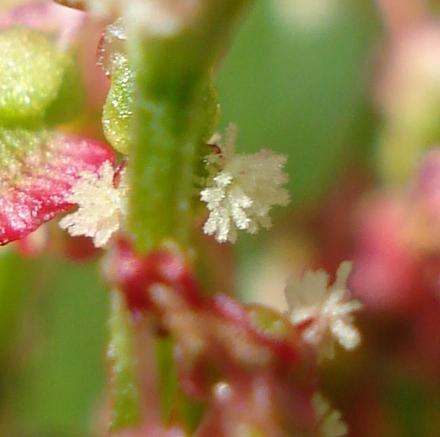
[103,56,134,154]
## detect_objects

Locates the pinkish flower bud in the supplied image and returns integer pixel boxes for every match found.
[350,195,425,313]
[376,24,440,126]
[414,148,440,220]
[103,239,202,311]
[375,24,440,183]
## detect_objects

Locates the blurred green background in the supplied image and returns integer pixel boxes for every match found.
[0,0,380,435]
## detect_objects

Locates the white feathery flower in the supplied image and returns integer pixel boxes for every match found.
[285,261,362,358]
[201,124,290,243]
[312,393,348,437]
[59,161,128,248]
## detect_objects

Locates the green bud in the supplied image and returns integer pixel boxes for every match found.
[0,26,83,126]
[103,56,134,154]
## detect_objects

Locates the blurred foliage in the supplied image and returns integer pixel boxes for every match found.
[0,249,34,356]
[0,254,108,436]
[218,0,379,206]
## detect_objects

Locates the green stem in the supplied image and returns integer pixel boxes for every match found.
[126,0,253,252]
[119,0,254,431]
[156,336,204,432]
[108,290,140,431]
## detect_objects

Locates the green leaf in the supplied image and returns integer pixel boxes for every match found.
[108,290,140,431]
[12,257,108,435]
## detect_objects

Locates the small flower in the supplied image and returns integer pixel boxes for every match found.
[312,393,348,437]
[285,261,362,358]
[59,161,127,248]
[201,124,290,243]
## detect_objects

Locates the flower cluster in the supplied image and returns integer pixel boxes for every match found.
[104,238,323,435]
[201,125,290,243]
[58,124,291,248]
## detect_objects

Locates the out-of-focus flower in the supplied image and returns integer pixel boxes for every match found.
[201,125,290,243]
[408,148,440,251]
[376,25,440,125]
[415,149,440,216]
[106,253,318,433]
[0,1,85,48]
[103,238,202,311]
[59,161,127,247]
[312,393,348,437]
[350,195,426,313]
[375,25,440,183]
[286,261,362,358]
[107,238,301,368]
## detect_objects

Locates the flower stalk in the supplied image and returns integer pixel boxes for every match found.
[108,289,140,430]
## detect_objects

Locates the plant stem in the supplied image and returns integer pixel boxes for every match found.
[118,1,254,430]
[126,0,252,252]
[108,290,140,430]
